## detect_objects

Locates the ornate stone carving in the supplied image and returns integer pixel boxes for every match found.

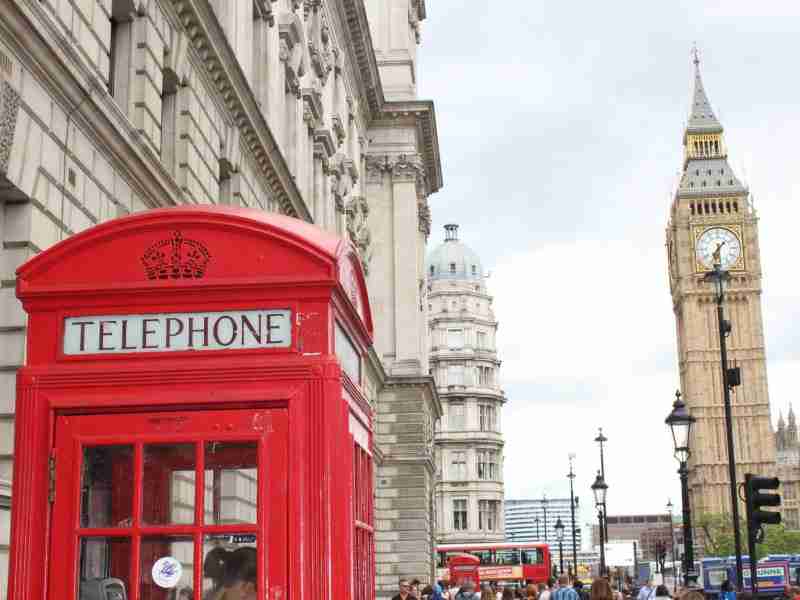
[391,152,424,183]
[329,153,352,212]
[0,82,21,176]
[417,198,431,236]
[409,0,422,44]
[346,195,372,275]
[331,115,346,146]
[279,12,307,98]
[302,79,324,129]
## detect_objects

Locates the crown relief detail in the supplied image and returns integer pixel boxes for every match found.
[141,231,211,280]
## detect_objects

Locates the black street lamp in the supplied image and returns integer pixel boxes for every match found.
[704,261,744,590]
[592,470,608,577]
[568,454,579,577]
[665,390,697,587]
[555,517,565,575]
[595,428,608,540]
[542,494,549,542]
[667,499,677,594]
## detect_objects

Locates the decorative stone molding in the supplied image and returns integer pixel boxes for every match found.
[329,153,352,212]
[0,81,21,176]
[313,129,337,168]
[167,0,309,219]
[391,152,424,183]
[346,195,372,275]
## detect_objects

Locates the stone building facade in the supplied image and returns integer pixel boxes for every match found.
[665,54,776,518]
[427,224,506,544]
[774,408,800,530]
[0,0,443,596]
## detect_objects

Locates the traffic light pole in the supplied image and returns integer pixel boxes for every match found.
[745,474,758,598]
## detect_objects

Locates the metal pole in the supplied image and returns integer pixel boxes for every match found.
[598,509,606,577]
[560,539,564,574]
[544,500,549,543]
[745,473,758,598]
[535,517,539,541]
[596,430,609,541]
[668,506,677,594]
[568,457,578,577]
[716,293,744,590]
[679,462,695,587]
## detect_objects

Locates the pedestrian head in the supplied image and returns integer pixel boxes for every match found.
[558,575,570,587]
[655,585,670,598]
[481,585,494,600]
[462,581,476,593]
[219,547,257,600]
[526,583,538,599]
[590,577,613,600]
[681,591,705,600]
[502,588,515,600]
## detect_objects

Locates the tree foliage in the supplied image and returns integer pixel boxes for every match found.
[695,513,800,558]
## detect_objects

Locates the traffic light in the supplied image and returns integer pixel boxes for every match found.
[744,473,781,538]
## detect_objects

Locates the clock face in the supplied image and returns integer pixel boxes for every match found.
[695,227,742,270]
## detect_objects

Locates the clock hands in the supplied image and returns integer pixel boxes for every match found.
[712,240,727,265]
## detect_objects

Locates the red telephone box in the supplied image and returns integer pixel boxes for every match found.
[8,207,375,600]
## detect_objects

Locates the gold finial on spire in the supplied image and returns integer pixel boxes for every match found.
[691,43,700,67]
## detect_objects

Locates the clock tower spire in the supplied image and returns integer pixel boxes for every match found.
[666,52,776,517]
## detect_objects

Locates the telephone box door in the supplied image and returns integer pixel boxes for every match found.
[49,408,288,600]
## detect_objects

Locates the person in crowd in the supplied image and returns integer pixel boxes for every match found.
[653,585,670,600]
[553,575,578,600]
[636,579,655,600]
[207,547,257,600]
[541,578,555,600]
[590,578,614,600]
[496,585,505,600]
[393,579,414,600]
[526,583,539,600]
[455,580,480,600]
[433,580,445,600]
[501,587,515,600]
[481,584,495,600]
[411,579,422,598]
[574,579,589,600]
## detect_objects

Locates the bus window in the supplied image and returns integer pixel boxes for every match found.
[522,549,541,565]
[472,551,493,565]
[495,549,520,565]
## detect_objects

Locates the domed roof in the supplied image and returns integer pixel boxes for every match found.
[426,224,484,281]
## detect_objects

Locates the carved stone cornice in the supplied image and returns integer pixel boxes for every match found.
[331,115,346,146]
[253,0,274,27]
[313,128,336,161]
[417,197,431,236]
[345,195,371,275]
[364,153,425,190]
[379,101,442,195]
[169,0,310,220]
[301,80,324,126]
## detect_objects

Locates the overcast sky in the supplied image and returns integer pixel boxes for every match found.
[417,1,800,534]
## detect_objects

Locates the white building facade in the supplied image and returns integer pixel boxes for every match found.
[0,0,443,596]
[428,224,506,544]
[504,498,582,548]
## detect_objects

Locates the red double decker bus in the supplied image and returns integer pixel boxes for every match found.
[436,543,552,586]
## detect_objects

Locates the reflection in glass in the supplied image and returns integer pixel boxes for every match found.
[204,442,258,525]
[78,537,132,599]
[139,537,193,600]
[142,444,196,525]
[202,533,258,598]
[81,446,134,528]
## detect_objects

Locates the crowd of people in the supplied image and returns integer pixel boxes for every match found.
[391,573,800,600]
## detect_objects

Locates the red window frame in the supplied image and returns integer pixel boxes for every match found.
[49,408,288,600]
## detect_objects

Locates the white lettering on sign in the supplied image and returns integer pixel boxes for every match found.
[64,310,291,355]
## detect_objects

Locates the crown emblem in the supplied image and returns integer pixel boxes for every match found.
[141,231,211,280]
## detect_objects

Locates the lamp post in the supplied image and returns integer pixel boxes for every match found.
[542,494,549,542]
[568,454,579,578]
[555,517,565,575]
[534,516,540,541]
[667,499,677,594]
[595,428,608,540]
[592,470,608,577]
[666,390,697,587]
[704,261,744,590]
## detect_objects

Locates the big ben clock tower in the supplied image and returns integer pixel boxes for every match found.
[666,52,776,517]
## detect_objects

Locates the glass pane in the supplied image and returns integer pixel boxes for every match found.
[204,442,258,525]
[202,533,257,598]
[142,444,196,525]
[81,445,134,528]
[78,536,132,599]
[140,537,194,600]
